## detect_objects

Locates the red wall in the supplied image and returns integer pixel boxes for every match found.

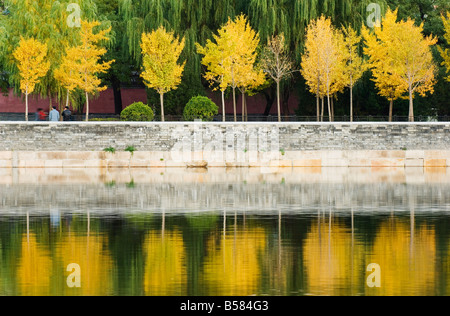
[0,88,298,115]
[0,88,148,114]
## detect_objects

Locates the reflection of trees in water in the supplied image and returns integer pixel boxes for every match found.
[0,210,449,295]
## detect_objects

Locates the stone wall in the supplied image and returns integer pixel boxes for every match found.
[0,122,449,168]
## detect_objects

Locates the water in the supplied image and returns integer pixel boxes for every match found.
[0,167,449,296]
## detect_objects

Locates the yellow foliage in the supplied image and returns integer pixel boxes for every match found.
[301,16,343,97]
[202,227,266,296]
[56,234,113,296]
[140,26,186,95]
[143,230,187,295]
[339,26,367,90]
[362,9,437,120]
[303,218,364,296]
[13,37,50,95]
[365,220,436,296]
[56,20,113,95]
[17,234,53,296]
[438,12,450,81]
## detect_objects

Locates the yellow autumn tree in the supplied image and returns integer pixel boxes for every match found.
[362,9,437,122]
[203,14,262,122]
[438,12,450,81]
[196,31,232,122]
[141,26,186,122]
[229,15,266,122]
[339,26,367,122]
[301,16,342,122]
[13,37,50,121]
[54,55,79,111]
[58,20,113,121]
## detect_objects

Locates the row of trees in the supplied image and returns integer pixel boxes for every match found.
[301,9,438,123]
[1,1,450,121]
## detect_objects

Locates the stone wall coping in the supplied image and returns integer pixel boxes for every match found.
[1,121,449,126]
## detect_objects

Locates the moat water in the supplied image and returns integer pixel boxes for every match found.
[0,167,448,296]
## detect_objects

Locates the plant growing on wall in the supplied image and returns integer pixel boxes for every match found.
[13,37,50,121]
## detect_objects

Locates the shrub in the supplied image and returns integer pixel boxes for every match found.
[120,102,154,121]
[183,96,218,121]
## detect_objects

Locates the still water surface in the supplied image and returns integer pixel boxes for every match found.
[0,167,449,296]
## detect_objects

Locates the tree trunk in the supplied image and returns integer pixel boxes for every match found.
[331,96,334,122]
[221,90,226,122]
[326,75,331,122]
[232,86,236,122]
[66,89,70,108]
[389,99,393,122]
[316,94,320,122]
[244,94,248,122]
[85,91,89,122]
[408,87,414,122]
[327,94,331,122]
[25,89,28,122]
[321,97,324,122]
[350,85,353,122]
[241,91,245,122]
[160,92,165,122]
[277,80,281,122]
[112,75,123,115]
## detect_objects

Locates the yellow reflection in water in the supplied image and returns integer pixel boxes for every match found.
[303,215,364,296]
[143,230,187,295]
[203,226,267,296]
[56,234,113,296]
[17,234,53,296]
[366,220,436,296]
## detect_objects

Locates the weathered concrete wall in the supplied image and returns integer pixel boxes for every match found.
[0,122,449,168]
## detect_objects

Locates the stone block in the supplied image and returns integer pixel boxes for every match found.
[405,158,424,168]
[371,158,405,168]
[292,159,322,167]
[424,159,447,168]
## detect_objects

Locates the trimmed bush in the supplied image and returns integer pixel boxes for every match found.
[120,102,154,121]
[183,96,218,121]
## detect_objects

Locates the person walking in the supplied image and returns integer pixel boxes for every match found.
[49,106,60,122]
[62,106,72,121]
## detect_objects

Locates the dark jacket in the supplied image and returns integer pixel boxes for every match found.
[62,109,72,121]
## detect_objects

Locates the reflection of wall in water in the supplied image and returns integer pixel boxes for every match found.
[1,182,449,214]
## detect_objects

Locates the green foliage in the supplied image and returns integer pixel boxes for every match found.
[183,96,218,121]
[104,146,116,154]
[120,102,154,121]
[125,146,136,155]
